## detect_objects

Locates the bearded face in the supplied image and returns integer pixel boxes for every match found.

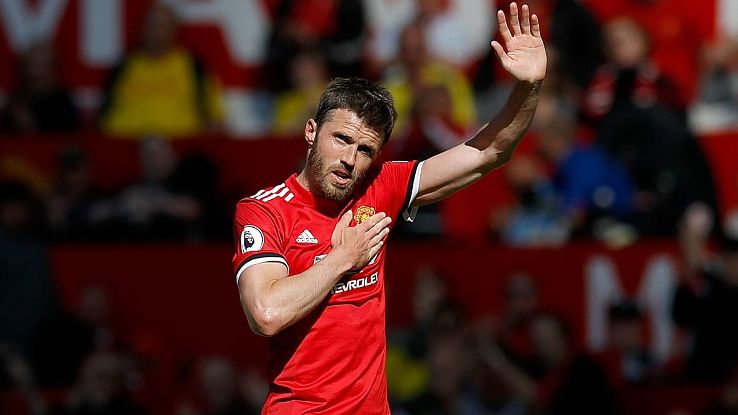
[303,109,382,202]
[306,139,368,201]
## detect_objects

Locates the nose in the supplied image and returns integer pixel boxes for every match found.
[340,145,357,169]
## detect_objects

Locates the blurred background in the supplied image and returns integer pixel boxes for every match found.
[1,0,738,414]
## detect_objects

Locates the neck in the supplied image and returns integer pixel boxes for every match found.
[296,169,312,193]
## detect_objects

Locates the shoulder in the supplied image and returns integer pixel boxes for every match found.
[235,181,296,222]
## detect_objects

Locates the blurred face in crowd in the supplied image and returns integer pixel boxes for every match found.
[400,23,428,69]
[723,251,738,286]
[142,4,178,56]
[22,41,57,92]
[289,51,328,90]
[140,137,177,181]
[199,357,239,411]
[604,18,650,69]
[77,353,127,405]
[504,273,538,324]
[530,315,569,368]
[413,267,448,322]
[304,109,383,201]
[609,318,643,353]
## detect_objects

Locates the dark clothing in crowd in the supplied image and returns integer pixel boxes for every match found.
[673,268,738,383]
[1,88,80,133]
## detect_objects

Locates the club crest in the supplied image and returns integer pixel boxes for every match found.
[354,205,376,224]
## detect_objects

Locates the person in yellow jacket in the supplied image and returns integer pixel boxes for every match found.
[101,4,223,138]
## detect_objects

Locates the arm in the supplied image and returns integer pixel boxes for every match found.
[238,211,392,336]
[413,3,546,206]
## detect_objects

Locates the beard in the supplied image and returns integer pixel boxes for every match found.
[306,143,366,202]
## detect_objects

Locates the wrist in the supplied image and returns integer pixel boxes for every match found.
[321,248,354,278]
[515,79,543,91]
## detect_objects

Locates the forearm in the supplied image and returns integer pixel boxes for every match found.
[469,80,541,167]
[245,250,352,336]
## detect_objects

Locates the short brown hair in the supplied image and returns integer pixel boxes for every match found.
[314,78,398,144]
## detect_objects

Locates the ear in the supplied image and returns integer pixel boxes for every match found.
[305,119,317,146]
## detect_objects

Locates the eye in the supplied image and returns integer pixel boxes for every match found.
[359,146,375,157]
[334,133,350,144]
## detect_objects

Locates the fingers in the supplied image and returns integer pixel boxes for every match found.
[531,13,541,38]
[491,41,509,66]
[498,3,538,40]
[360,211,387,229]
[521,4,530,35]
[331,210,353,245]
[367,240,384,261]
[338,210,353,228]
[509,2,521,35]
[497,9,512,43]
[368,226,391,247]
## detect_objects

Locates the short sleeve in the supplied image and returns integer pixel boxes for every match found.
[232,200,288,284]
[376,160,424,222]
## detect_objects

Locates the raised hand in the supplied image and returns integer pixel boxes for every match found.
[491,2,547,83]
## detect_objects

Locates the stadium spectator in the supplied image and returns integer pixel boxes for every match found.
[597,301,657,389]
[46,147,117,241]
[0,40,80,134]
[271,49,330,136]
[0,344,46,414]
[177,357,262,415]
[0,182,56,349]
[584,0,711,107]
[48,352,146,415]
[700,373,738,415]
[114,137,210,240]
[415,0,493,70]
[528,312,619,414]
[673,204,738,383]
[100,3,223,138]
[581,17,680,125]
[495,272,540,366]
[535,91,636,241]
[265,0,366,89]
[28,283,124,387]
[477,311,619,414]
[384,21,477,141]
[690,36,738,133]
[394,302,475,414]
[387,266,450,407]
[495,153,569,246]
[589,18,719,236]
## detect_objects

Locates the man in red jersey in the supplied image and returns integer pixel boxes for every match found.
[232,3,546,413]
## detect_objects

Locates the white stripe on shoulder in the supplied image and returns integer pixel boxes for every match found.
[250,183,293,203]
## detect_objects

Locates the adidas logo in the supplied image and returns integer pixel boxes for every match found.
[296,229,319,244]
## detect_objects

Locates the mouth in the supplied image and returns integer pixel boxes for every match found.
[331,169,352,187]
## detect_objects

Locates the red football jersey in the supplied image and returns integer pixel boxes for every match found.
[232,160,423,415]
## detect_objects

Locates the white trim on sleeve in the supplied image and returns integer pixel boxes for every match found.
[402,160,424,222]
[235,256,289,284]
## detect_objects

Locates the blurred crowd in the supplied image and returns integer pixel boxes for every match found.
[3,0,738,412]
[384,216,738,415]
[0,0,737,245]
[6,208,738,414]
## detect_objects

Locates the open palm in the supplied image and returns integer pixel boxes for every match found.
[492,2,547,83]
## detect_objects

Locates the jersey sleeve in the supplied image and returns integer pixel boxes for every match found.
[376,160,424,222]
[232,200,288,284]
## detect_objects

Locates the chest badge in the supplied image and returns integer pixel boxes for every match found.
[354,205,376,224]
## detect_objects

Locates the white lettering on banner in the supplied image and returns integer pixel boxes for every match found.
[0,0,269,66]
[81,0,121,65]
[162,0,270,65]
[585,254,677,364]
[0,0,68,50]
